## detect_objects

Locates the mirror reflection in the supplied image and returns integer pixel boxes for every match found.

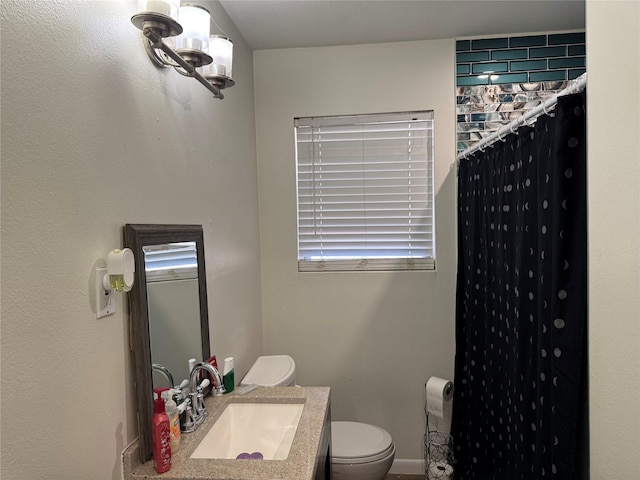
[124,224,210,462]
[144,241,202,387]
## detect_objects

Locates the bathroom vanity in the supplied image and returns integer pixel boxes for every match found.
[123,386,332,480]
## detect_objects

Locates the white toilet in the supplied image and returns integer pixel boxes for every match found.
[241,355,395,480]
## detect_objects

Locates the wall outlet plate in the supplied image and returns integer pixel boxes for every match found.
[95,267,115,318]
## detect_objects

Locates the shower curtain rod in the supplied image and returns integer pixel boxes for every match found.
[457,73,587,161]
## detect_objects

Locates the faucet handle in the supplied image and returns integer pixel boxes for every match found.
[180,397,196,433]
[194,378,211,417]
[175,378,189,390]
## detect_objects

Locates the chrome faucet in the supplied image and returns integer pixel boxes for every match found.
[182,362,226,433]
[152,363,175,388]
[189,361,225,397]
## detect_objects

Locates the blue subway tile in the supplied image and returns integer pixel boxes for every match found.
[491,49,528,60]
[569,68,587,80]
[510,35,547,48]
[529,71,568,82]
[455,33,588,158]
[456,76,490,86]
[490,73,529,84]
[456,40,471,52]
[530,46,567,58]
[509,59,547,72]
[569,45,586,56]
[472,38,508,50]
[472,62,508,74]
[549,32,585,45]
[457,51,490,62]
[549,57,585,69]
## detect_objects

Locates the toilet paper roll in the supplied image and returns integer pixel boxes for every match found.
[428,460,453,480]
[426,377,454,419]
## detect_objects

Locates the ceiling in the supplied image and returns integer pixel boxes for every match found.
[218,0,586,51]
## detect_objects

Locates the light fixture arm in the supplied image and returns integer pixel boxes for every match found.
[143,28,223,99]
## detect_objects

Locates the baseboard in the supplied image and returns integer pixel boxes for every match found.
[389,458,425,475]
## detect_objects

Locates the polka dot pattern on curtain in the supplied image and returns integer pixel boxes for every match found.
[451,93,588,479]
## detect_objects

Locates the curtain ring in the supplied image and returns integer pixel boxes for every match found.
[543,103,556,117]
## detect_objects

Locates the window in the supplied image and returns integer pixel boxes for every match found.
[295,111,435,272]
[143,242,199,282]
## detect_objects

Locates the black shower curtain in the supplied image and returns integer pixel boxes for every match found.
[451,93,588,480]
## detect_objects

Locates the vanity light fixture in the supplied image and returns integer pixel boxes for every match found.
[203,35,235,90]
[96,248,136,319]
[131,1,235,100]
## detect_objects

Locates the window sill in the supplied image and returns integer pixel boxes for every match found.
[298,258,435,272]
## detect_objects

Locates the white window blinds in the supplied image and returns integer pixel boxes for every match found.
[295,111,435,272]
[143,242,199,282]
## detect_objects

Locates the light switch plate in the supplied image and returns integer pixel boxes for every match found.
[96,267,115,318]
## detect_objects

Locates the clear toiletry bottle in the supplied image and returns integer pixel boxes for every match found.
[163,389,181,452]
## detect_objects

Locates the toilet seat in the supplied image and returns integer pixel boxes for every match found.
[331,421,395,465]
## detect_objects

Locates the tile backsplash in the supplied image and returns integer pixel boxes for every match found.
[456,32,585,153]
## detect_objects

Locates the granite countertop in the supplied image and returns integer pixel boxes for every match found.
[123,386,331,480]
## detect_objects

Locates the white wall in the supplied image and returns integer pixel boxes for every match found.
[2,0,638,477]
[0,1,262,478]
[587,1,640,478]
[254,40,457,462]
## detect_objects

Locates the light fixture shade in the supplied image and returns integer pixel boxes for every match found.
[176,4,211,52]
[140,0,180,21]
[205,35,233,79]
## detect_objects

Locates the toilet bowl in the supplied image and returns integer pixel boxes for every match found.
[241,355,395,480]
[331,421,395,480]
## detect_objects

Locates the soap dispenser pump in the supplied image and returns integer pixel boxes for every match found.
[151,387,171,473]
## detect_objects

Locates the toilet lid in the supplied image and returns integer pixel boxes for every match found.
[240,355,296,387]
[331,421,394,463]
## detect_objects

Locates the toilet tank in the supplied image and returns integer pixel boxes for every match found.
[240,355,297,387]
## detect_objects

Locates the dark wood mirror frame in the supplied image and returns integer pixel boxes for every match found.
[124,224,211,462]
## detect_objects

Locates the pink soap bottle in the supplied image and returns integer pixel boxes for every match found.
[151,387,172,473]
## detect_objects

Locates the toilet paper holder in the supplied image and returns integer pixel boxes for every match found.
[424,377,455,479]
[444,382,453,397]
[424,430,454,479]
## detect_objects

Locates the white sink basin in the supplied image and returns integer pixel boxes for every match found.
[190,402,305,460]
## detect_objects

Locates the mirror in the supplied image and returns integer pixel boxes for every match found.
[145,241,202,387]
[124,224,210,462]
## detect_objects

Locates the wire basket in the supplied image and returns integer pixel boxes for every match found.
[424,430,454,479]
